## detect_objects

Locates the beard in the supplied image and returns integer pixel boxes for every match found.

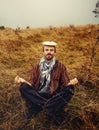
[45,54,54,60]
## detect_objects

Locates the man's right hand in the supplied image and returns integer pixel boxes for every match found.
[15,75,25,84]
[15,75,32,86]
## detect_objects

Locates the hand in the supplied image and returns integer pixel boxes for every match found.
[68,78,78,85]
[15,75,25,84]
[15,75,32,86]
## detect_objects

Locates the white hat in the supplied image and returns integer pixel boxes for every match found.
[42,41,57,46]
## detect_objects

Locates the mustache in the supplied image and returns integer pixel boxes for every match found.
[47,53,52,55]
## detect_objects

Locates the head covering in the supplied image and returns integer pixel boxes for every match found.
[42,41,57,46]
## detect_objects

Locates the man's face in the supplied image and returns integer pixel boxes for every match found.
[43,46,56,61]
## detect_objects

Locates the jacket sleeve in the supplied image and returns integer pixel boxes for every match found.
[29,64,40,88]
[60,64,70,87]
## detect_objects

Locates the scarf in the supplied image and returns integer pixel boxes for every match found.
[39,57,56,93]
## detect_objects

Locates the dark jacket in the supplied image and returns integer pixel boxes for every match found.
[29,60,70,94]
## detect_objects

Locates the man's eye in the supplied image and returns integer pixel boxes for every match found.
[45,49,49,51]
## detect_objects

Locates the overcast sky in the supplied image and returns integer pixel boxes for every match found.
[0,0,98,28]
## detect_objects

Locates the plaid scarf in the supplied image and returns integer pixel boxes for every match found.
[39,57,56,93]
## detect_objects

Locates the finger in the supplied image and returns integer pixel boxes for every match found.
[15,75,20,83]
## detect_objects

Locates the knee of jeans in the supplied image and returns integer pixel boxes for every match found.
[19,83,28,92]
[63,85,75,95]
[63,85,74,91]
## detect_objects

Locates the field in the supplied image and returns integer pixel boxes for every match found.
[0,24,99,130]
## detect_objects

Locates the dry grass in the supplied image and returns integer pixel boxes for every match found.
[0,24,99,130]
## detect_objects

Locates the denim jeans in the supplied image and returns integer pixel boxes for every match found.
[19,83,74,117]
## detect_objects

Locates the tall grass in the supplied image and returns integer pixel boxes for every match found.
[0,24,99,130]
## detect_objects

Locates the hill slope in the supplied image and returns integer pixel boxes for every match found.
[0,25,99,130]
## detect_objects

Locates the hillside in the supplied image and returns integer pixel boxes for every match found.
[0,24,99,130]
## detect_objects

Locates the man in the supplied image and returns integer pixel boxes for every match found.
[15,41,78,125]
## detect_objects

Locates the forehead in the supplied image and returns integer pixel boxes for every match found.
[44,45,55,49]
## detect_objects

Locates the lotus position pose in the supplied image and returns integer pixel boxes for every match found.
[15,41,78,125]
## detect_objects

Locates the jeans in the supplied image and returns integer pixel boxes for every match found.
[19,83,74,117]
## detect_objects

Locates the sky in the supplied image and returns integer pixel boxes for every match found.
[0,0,99,28]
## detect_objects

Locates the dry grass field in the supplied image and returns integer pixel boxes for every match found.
[0,24,99,130]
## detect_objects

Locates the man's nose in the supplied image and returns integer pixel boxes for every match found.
[47,50,51,53]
